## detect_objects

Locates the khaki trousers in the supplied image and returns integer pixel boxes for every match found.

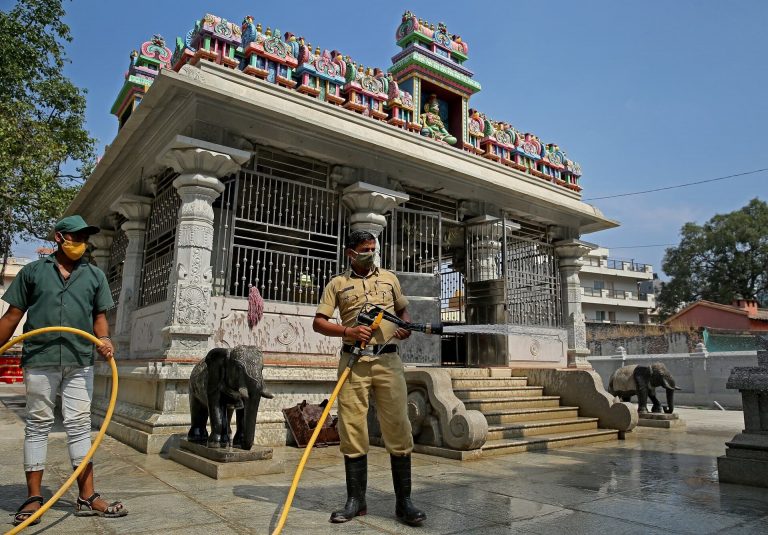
[336,352,413,457]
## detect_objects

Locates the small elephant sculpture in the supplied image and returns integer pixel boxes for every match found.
[188,345,273,450]
[609,362,681,414]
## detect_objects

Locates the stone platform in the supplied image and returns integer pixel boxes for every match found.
[168,439,284,479]
[638,412,686,429]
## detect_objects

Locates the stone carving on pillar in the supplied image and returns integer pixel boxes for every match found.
[158,136,250,358]
[341,181,408,267]
[89,230,114,270]
[554,239,595,369]
[110,194,153,354]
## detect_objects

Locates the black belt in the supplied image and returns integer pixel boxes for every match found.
[342,343,398,355]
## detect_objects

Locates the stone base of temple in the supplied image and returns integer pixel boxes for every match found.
[718,433,768,488]
[567,349,593,369]
[92,362,338,454]
[467,325,569,368]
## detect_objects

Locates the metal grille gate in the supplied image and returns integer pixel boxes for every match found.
[380,207,442,274]
[212,149,342,305]
[465,217,561,328]
[139,169,181,307]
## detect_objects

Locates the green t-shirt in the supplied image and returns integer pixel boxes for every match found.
[1,255,114,368]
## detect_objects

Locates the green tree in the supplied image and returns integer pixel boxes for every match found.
[658,198,768,317]
[0,0,95,281]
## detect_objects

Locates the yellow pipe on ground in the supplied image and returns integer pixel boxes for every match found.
[1,327,118,535]
[272,311,384,535]
[271,364,353,535]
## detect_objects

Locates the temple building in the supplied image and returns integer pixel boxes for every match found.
[70,12,631,455]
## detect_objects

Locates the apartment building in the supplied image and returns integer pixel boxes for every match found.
[580,247,657,325]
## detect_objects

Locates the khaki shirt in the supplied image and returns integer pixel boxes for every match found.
[316,268,409,347]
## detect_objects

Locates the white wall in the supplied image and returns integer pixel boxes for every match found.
[589,350,759,409]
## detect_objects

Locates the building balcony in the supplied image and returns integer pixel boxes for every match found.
[580,287,656,309]
[580,257,654,279]
[585,318,655,325]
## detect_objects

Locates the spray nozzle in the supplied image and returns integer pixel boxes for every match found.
[356,304,443,335]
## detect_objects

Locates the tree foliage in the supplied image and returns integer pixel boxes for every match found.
[0,0,95,270]
[658,198,768,316]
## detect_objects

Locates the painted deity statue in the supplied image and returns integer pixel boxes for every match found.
[419,94,456,145]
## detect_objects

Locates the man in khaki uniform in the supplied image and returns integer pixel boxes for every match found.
[313,230,426,526]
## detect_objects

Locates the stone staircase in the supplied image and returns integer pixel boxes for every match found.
[449,369,619,456]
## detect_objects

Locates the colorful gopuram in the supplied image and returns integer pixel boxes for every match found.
[114,11,583,193]
[111,35,172,128]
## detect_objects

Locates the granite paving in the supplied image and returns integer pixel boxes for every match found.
[1,385,767,534]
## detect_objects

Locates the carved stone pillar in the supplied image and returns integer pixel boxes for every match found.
[110,194,153,353]
[341,181,408,266]
[89,231,114,270]
[158,137,250,358]
[554,239,594,369]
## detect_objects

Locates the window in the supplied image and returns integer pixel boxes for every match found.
[594,280,605,290]
[595,310,606,321]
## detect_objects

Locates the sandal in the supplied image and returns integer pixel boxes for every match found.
[74,492,127,518]
[11,495,44,526]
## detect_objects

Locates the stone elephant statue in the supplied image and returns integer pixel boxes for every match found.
[609,362,681,414]
[188,345,273,450]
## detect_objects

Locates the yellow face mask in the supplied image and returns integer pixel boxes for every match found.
[61,239,87,261]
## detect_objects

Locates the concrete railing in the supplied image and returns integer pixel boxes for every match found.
[588,344,759,409]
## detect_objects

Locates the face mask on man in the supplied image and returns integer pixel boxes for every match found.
[59,235,87,261]
[351,251,376,270]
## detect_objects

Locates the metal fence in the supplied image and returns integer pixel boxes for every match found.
[106,223,128,305]
[212,148,342,305]
[440,268,465,323]
[464,217,561,328]
[139,169,180,307]
[383,208,441,274]
[505,237,561,327]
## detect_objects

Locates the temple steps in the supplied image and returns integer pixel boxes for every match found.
[486,417,600,440]
[480,429,619,456]
[454,386,543,399]
[451,377,529,388]
[484,406,581,424]
[462,396,561,411]
[448,370,620,456]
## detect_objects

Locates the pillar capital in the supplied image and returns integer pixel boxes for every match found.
[157,135,250,181]
[89,230,114,269]
[342,181,409,230]
[111,194,153,223]
[554,239,595,266]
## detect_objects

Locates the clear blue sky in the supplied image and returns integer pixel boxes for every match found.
[12,0,768,277]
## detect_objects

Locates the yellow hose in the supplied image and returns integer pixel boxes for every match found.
[272,311,384,535]
[1,327,118,535]
[271,365,352,535]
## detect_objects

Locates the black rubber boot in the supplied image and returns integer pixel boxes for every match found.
[391,454,426,526]
[329,455,367,523]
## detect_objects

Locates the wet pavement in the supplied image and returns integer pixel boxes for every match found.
[1,384,767,534]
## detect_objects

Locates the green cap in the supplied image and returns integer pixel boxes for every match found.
[54,215,100,235]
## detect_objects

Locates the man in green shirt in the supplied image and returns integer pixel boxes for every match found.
[0,215,127,525]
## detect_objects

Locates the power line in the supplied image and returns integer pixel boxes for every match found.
[583,168,768,201]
